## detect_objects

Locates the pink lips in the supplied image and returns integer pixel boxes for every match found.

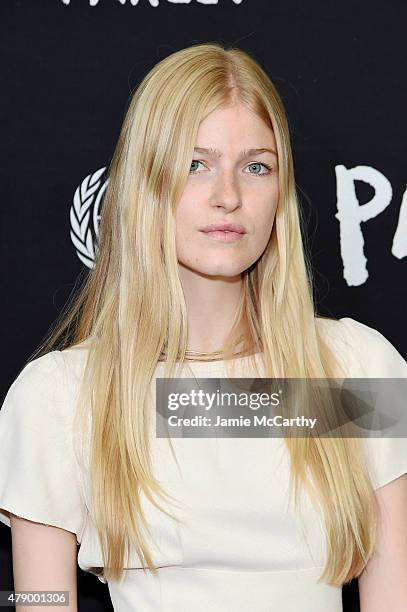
[200,222,247,243]
[202,230,245,243]
[201,223,246,234]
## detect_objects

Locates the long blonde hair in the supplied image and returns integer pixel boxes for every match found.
[30,42,377,586]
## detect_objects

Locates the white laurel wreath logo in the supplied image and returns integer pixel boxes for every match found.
[70,167,108,269]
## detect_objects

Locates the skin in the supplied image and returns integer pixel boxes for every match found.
[175,103,279,352]
[358,474,407,611]
[9,108,407,612]
[175,108,407,609]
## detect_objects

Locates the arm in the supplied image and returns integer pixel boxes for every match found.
[358,473,407,612]
[11,514,78,612]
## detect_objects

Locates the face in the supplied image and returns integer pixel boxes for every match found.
[175,104,279,279]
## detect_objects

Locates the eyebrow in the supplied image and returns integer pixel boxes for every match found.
[193,146,278,159]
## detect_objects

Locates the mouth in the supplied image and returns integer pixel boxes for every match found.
[200,229,246,243]
[201,223,246,234]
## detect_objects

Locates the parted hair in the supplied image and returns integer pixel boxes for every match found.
[33,42,378,586]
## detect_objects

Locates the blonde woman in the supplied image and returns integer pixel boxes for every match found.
[0,43,406,612]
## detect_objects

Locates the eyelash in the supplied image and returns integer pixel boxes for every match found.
[189,160,273,177]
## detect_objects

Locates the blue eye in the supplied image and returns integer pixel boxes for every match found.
[189,160,203,173]
[247,162,272,176]
[189,160,272,176]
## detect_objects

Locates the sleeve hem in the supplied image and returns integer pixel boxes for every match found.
[374,467,407,491]
[0,505,83,545]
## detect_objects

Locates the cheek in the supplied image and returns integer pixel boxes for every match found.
[175,188,199,227]
[175,203,190,234]
[174,201,201,257]
[254,199,278,235]
[175,212,196,245]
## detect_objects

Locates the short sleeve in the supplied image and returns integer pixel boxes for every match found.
[340,317,407,378]
[0,351,87,544]
[340,317,407,490]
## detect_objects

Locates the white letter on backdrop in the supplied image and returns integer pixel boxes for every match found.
[335,165,392,286]
[392,187,407,259]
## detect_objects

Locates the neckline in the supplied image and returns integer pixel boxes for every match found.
[159,351,263,366]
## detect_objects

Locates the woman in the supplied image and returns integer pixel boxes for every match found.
[0,42,406,611]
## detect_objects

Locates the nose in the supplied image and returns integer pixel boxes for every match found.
[211,170,242,212]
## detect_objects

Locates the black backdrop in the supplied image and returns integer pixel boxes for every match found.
[1,1,406,610]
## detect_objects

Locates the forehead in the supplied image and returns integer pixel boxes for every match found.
[194,105,277,156]
[193,146,278,159]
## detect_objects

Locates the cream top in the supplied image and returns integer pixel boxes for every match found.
[1,316,406,611]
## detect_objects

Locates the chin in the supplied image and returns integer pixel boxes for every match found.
[178,259,243,278]
[198,265,245,278]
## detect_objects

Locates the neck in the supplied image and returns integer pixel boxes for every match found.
[178,263,243,353]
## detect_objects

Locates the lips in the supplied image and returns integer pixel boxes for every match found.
[200,223,246,234]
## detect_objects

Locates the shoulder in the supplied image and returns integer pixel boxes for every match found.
[59,339,92,385]
[1,340,91,426]
[1,351,64,419]
[315,316,407,377]
[0,349,89,541]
